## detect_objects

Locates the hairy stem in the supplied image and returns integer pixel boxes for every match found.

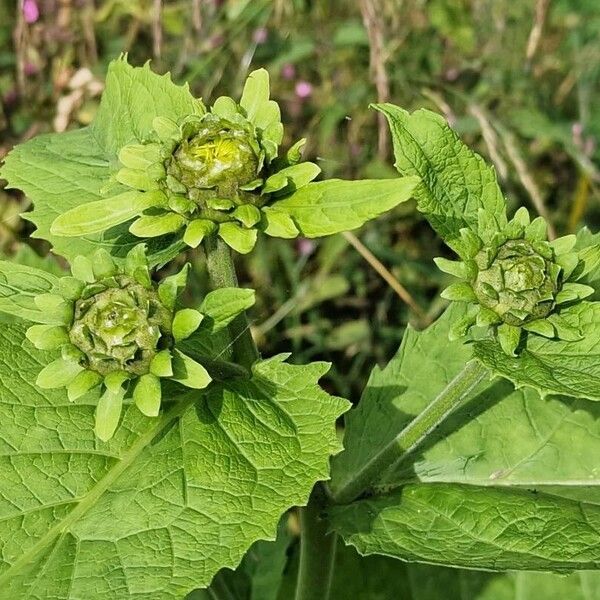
[330,359,489,504]
[295,485,337,600]
[203,235,259,369]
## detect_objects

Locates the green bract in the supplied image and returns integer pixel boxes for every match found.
[437,208,595,356]
[50,68,321,255]
[17,244,212,440]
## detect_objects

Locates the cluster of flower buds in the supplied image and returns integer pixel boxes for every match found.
[435,207,596,355]
[51,69,321,254]
[26,245,210,440]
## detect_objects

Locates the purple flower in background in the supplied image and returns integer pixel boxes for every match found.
[23,0,39,24]
[295,81,313,99]
[24,62,38,76]
[281,63,296,80]
[253,27,268,45]
[297,238,316,257]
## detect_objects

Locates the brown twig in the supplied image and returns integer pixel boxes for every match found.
[360,0,390,161]
[526,0,551,62]
[152,0,163,60]
[342,231,426,319]
[468,104,508,181]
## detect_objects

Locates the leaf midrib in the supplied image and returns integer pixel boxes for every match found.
[0,395,195,587]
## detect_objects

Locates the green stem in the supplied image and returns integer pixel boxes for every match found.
[203,235,259,369]
[330,359,489,504]
[294,485,337,600]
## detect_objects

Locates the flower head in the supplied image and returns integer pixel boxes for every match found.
[26,245,211,440]
[51,69,321,255]
[436,207,595,355]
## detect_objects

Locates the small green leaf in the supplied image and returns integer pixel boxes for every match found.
[198,288,256,332]
[271,178,419,238]
[92,248,118,280]
[233,205,262,228]
[71,255,95,283]
[240,69,282,136]
[173,308,204,341]
[51,190,165,237]
[555,282,594,304]
[183,219,217,248]
[115,167,159,191]
[525,216,547,242]
[157,264,189,310]
[94,383,126,442]
[118,143,162,170]
[440,282,476,302]
[171,349,212,389]
[150,349,173,377]
[25,324,69,350]
[129,212,186,238]
[67,370,102,402]
[433,257,467,278]
[57,276,85,301]
[33,293,73,325]
[212,95,238,120]
[497,323,521,356]
[262,173,288,195]
[152,116,180,142]
[133,373,162,417]
[125,244,151,285]
[551,234,577,255]
[219,222,258,254]
[36,357,83,389]
[262,207,299,239]
[522,318,555,338]
[286,138,306,164]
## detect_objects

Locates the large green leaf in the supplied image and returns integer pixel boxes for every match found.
[374,104,507,253]
[270,177,420,238]
[92,57,204,154]
[330,304,600,570]
[329,304,475,501]
[0,325,348,598]
[330,484,600,571]
[0,58,201,266]
[474,301,600,401]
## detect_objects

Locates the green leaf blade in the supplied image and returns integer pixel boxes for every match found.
[0,326,348,598]
[374,103,507,252]
[271,177,419,238]
[330,484,600,572]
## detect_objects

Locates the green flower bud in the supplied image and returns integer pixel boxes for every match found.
[26,244,212,441]
[472,239,557,327]
[436,208,595,355]
[50,69,321,255]
[69,276,171,376]
[167,115,261,196]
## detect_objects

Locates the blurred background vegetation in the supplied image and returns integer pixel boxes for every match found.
[1,0,600,402]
